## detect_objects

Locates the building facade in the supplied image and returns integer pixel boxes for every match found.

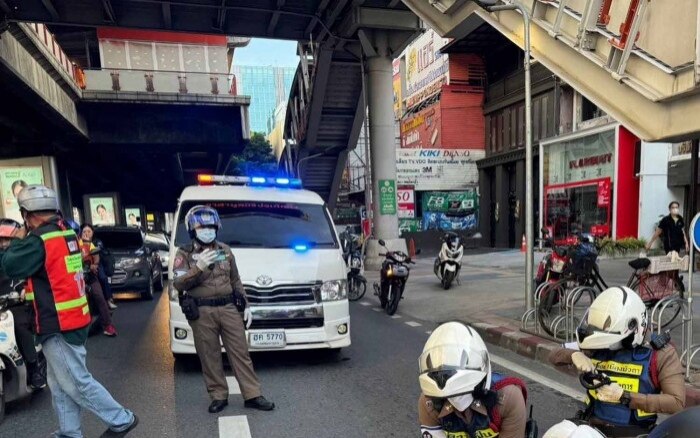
[232,65,295,135]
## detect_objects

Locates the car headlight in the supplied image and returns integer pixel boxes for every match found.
[117,257,144,269]
[320,280,348,301]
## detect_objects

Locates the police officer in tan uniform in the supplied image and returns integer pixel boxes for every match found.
[173,205,274,414]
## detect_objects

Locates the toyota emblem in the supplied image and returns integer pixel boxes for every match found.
[256,275,272,286]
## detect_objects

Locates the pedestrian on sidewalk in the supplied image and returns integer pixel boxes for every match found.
[646,201,689,255]
[173,205,274,414]
[1,185,138,438]
[549,287,685,437]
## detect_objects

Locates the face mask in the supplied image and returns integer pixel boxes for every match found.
[195,228,217,244]
[448,393,474,412]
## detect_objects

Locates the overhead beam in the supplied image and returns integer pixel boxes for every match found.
[304,48,334,147]
[388,0,402,7]
[267,0,286,37]
[162,2,172,29]
[317,0,349,41]
[304,0,331,37]
[216,0,227,31]
[41,0,59,21]
[101,0,116,23]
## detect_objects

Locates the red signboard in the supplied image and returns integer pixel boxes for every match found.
[400,101,441,148]
[397,185,415,218]
[597,178,611,208]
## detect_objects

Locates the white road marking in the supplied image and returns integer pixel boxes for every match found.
[489,353,582,401]
[372,308,382,312]
[218,416,252,438]
[391,315,402,319]
[405,321,422,327]
[359,301,371,306]
[226,377,241,395]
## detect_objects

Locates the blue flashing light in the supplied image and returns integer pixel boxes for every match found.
[250,176,267,185]
[293,243,309,253]
[276,177,290,185]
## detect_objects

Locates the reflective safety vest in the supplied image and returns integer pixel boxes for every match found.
[586,347,659,427]
[25,222,90,335]
[438,373,528,438]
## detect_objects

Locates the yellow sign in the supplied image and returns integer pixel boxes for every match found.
[591,359,643,376]
[445,429,498,438]
[65,254,83,273]
[146,213,155,221]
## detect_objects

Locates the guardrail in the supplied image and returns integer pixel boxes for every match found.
[23,22,81,86]
[82,68,238,95]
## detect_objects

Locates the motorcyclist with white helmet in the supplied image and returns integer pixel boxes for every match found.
[549,286,685,437]
[418,322,528,438]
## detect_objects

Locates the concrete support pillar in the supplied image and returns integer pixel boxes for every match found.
[363,31,407,269]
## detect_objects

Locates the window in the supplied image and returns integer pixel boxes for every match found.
[102,40,128,69]
[175,201,338,249]
[128,42,154,70]
[155,43,180,71]
[182,45,206,72]
[581,95,604,121]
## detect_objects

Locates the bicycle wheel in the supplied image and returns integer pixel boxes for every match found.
[537,280,566,337]
[656,276,686,329]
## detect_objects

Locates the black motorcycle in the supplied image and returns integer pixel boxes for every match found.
[340,229,367,301]
[373,239,415,315]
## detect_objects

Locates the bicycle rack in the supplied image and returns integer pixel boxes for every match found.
[650,296,687,335]
[521,282,549,331]
[563,286,597,343]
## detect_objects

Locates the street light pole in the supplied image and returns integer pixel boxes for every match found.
[482,2,533,309]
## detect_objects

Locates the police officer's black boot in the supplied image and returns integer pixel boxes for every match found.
[208,399,229,413]
[244,396,275,411]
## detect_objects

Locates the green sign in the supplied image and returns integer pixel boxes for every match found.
[399,218,422,234]
[422,191,478,214]
[378,179,397,215]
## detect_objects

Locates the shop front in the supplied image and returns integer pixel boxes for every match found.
[540,124,639,243]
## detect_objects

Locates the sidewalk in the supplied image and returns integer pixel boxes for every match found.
[366,249,700,405]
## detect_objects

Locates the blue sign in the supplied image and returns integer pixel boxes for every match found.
[0,332,7,342]
[691,213,700,253]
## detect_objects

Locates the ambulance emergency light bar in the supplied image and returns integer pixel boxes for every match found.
[197,174,302,188]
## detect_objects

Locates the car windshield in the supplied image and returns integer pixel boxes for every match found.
[146,234,169,251]
[175,201,338,249]
[95,230,144,250]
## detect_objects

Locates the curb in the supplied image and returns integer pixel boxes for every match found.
[462,318,700,407]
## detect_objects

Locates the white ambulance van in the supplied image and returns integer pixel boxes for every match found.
[168,176,350,357]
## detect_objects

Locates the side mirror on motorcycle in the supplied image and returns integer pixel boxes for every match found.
[378,239,386,247]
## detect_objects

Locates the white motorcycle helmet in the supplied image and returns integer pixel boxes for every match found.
[543,420,605,438]
[419,322,491,399]
[577,286,647,350]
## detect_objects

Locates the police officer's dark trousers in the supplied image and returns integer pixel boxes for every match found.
[190,303,262,401]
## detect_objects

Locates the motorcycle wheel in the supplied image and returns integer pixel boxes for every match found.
[386,283,401,315]
[348,276,367,301]
[442,271,454,290]
[379,282,388,308]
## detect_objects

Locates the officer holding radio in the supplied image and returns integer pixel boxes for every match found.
[172,205,275,414]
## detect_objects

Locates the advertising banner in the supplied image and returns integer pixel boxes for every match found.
[544,129,615,185]
[400,101,441,149]
[378,180,397,215]
[124,208,142,227]
[397,185,415,218]
[399,218,422,234]
[597,178,611,208]
[405,29,450,109]
[0,166,44,222]
[422,212,477,232]
[396,148,484,191]
[89,197,116,226]
[393,59,403,119]
[422,191,478,214]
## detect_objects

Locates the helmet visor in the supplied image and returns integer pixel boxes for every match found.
[577,309,625,349]
[419,345,488,374]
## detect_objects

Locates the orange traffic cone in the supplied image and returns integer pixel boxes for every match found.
[520,234,527,253]
[409,238,417,258]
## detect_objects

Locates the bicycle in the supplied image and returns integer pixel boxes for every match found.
[626,257,686,329]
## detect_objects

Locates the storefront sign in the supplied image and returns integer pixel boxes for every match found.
[597,178,611,207]
[400,102,441,148]
[399,218,422,234]
[378,179,397,215]
[545,128,615,185]
[405,29,450,109]
[397,185,415,218]
[0,166,44,222]
[397,148,484,191]
[393,59,403,119]
[422,191,478,214]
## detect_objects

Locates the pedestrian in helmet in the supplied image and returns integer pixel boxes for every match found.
[418,322,528,438]
[549,286,685,437]
[0,185,138,436]
[172,205,274,413]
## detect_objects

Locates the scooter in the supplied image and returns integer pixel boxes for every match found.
[373,240,416,316]
[434,232,464,290]
[341,231,367,301]
[0,291,46,424]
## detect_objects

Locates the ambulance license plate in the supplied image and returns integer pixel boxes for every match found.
[249,331,286,348]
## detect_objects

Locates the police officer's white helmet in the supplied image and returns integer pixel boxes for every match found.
[543,420,605,438]
[17,185,59,213]
[576,286,647,350]
[418,322,491,398]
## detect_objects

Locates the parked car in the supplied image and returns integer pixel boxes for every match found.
[94,226,164,300]
[146,232,170,276]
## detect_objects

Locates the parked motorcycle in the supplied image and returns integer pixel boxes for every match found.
[373,240,416,315]
[0,291,46,424]
[341,230,367,301]
[434,232,464,290]
[535,228,571,289]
